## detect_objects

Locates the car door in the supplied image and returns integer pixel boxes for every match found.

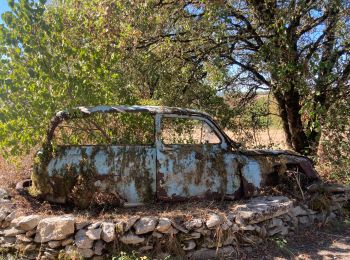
[155,114,241,201]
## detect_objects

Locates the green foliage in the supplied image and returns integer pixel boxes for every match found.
[0,0,231,156]
[318,99,350,184]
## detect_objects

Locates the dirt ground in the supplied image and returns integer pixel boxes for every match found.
[241,219,350,260]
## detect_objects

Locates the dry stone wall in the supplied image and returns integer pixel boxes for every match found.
[0,188,349,259]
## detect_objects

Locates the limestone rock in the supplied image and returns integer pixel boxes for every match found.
[182,240,196,251]
[48,241,61,249]
[101,222,115,242]
[88,222,101,230]
[4,227,25,237]
[125,216,140,231]
[171,220,188,233]
[184,218,203,230]
[5,211,17,222]
[76,221,90,230]
[34,215,75,243]
[156,218,172,233]
[120,233,145,245]
[75,229,94,249]
[12,215,42,231]
[232,196,293,225]
[16,234,32,243]
[134,217,157,235]
[268,218,283,228]
[206,213,222,228]
[86,228,102,240]
[187,246,236,259]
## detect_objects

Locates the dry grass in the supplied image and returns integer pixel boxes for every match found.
[226,128,288,150]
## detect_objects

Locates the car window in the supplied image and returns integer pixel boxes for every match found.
[53,112,154,145]
[161,117,221,144]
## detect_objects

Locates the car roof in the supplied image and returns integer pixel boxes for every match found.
[55,105,212,118]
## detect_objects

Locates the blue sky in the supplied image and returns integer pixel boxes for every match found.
[0,0,11,24]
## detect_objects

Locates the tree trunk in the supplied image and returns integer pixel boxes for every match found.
[274,89,310,154]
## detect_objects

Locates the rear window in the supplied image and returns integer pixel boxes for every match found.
[53,112,154,145]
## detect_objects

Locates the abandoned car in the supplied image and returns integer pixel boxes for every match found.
[30,105,319,208]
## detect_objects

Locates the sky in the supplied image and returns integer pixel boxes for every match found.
[0,0,11,24]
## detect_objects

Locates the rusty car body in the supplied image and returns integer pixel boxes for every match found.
[31,105,319,208]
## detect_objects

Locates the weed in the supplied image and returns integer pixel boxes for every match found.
[272,237,295,257]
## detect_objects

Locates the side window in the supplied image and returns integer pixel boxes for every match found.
[161,117,221,144]
[53,112,154,145]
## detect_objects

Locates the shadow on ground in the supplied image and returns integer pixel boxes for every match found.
[243,219,350,260]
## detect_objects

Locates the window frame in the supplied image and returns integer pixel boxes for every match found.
[159,114,224,146]
[52,112,157,147]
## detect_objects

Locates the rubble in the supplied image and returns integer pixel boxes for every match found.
[0,194,348,259]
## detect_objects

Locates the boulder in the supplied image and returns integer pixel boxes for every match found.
[34,215,75,243]
[206,213,222,228]
[12,215,42,231]
[86,228,102,240]
[156,218,172,233]
[134,217,157,235]
[120,233,145,245]
[232,196,293,225]
[101,222,115,242]
[75,229,94,249]
[184,218,203,230]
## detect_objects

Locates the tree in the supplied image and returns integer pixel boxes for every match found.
[0,0,233,156]
[130,0,350,155]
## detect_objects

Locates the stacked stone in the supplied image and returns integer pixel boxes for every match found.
[0,191,348,259]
